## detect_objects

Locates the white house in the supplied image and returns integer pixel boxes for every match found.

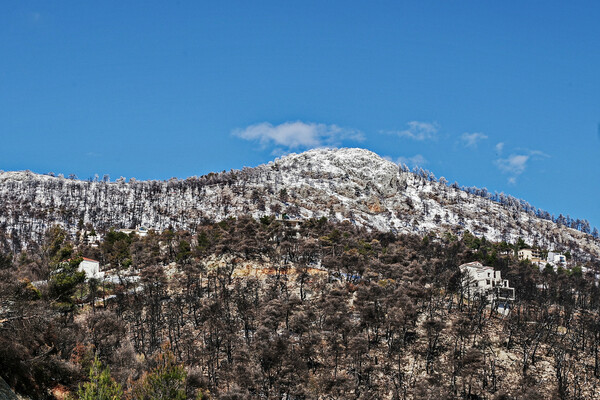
[78,257,103,280]
[459,261,515,303]
[547,252,567,266]
[118,226,155,237]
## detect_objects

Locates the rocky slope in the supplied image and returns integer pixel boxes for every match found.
[0,148,598,258]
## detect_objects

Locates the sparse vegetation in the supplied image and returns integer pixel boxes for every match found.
[1,217,600,399]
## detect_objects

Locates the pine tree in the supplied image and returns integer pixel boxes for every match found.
[131,348,187,400]
[76,357,123,400]
[48,257,86,308]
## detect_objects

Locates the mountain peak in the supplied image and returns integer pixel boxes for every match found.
[0,170,52,183]
[271,148,400,192]
[276,147,392,167]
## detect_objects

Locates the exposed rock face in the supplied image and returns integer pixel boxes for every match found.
[367,198,384,214]
[0,377,18,400]
[0,148,598,258]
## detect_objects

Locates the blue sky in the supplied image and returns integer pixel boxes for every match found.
[1,1,599,228]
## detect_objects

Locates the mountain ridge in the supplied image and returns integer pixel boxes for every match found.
[0,147,598,259]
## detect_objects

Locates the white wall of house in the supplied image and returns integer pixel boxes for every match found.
[547,252,566,265]
[78,258,102,280]
[118,226,151,237]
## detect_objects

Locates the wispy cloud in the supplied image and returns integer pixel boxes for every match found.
[460,132,488,148]
[385,154,427,167]
[384,121,439,141]
[529,150,550,158]
[495,154,530,175]
[495,142,504,155]
[233,121,363,151]
[495,149,550,183]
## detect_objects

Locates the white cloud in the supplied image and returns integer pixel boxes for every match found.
[233,121,364,150]
[461,132,488,147]
[394,154,428,167]
[385,121,439,140]
[495,154,530,175]
[529,149,550,158]
[494,149,550,182]
[495,142,504,154]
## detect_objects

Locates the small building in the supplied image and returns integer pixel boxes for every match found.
[81,230,101,247]
[118,226,152,237]
[459,261,515,303]
[547,252,567,265]
[78,257,103,280]
[518,248,542,262]
[276,217,303,228]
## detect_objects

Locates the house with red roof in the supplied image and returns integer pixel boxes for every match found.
[78,257,102,280]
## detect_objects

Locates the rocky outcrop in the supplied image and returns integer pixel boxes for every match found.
[0,377,18,400]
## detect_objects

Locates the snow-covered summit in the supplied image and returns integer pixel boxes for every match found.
[270,148,401,196]
[0,170,56,183]
[274,147,395,174]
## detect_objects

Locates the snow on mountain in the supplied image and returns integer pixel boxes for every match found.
[0,148,598,258]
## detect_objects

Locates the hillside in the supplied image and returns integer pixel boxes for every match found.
[0,148,598,258]
[3,215,600,399]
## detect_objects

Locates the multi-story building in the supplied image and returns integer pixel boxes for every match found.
[518,248,542,262]
[459,261,515,303]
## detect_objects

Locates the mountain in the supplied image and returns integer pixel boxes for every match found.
[0,148,598,258]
